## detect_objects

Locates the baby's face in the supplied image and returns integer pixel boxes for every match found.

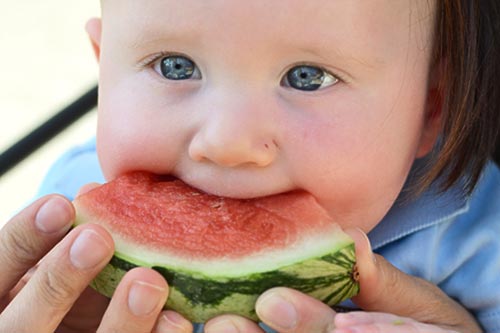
[95,0,438,233]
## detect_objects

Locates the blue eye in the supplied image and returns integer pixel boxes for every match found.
[155,55,201,80]
[283,65,338,91]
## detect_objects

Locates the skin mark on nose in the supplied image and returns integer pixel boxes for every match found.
[264,140,279,150]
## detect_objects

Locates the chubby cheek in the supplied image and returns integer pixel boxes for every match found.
[96,87,186,181]
[97,126,169,181]
[289,102,425,233]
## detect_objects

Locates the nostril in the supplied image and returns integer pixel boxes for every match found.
[188,130,278,167]
[264,140,279,150]
[189,152,206,163]
[187,139,205,162]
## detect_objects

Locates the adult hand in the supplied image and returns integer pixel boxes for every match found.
[175,228,482,333]
[0,195,189,333]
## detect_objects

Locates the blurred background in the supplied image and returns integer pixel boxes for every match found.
[0,1,100,225]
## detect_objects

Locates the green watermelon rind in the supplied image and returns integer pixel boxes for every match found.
[90,242,359,323]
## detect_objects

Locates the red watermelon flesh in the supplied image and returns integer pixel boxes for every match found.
[75,171,340,261]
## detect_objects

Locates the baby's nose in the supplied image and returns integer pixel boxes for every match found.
[188,104,278,168]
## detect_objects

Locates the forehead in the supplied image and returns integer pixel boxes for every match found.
[101,0,435,65]
[102,0,435,34]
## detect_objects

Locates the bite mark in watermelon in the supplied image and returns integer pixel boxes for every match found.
[73,171,359,322]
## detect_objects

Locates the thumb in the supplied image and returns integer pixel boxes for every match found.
[345,228,476,327]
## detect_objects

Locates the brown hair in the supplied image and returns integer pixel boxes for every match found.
[419,0,500,195]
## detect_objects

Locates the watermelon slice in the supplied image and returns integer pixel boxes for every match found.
[73,171,359,322]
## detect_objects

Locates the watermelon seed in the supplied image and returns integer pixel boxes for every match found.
[211,200,224,209]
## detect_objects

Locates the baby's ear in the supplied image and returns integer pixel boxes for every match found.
[416,60,444,158]
[85,18,102,62]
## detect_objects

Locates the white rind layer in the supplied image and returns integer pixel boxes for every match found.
[109,224,352,278]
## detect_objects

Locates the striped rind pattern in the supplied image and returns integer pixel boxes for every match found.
[90,243,358,322]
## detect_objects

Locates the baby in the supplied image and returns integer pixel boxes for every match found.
[0,1,499,332]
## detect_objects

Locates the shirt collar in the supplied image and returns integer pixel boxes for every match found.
[368,158,470,250]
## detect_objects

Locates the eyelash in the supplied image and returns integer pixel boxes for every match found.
[281,62,345,86]
[138,52,346,88]
[138,51,181,68]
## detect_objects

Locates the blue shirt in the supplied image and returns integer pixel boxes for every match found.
[37,138,500,332]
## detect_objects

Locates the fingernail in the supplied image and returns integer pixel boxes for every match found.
[70,229,112,269]
[159,311,191,331]
[356,227,376,264]
[206,319,240,333]
[35,197,73,234]
[128,280,166,317]
[257,291,297,330]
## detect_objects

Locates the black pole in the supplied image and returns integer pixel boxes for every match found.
[496,137,500,166]
[0,85,98,177]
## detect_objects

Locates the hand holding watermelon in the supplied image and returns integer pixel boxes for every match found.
[0,195,181,333]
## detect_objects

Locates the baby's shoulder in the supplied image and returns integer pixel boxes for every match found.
[461,161,500,226]
[479,161,500,200]
[435,163,500,330]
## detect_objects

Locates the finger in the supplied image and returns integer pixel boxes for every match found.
[255,287,336,333]
[205,314,264,333]
[1,266,38,309]
[346,228,479,330]
[58,286,110,332]
[76,182,101,197]
[348,227,440,316]
[153,311,193,333]
[0,195,74,297]
[334,311,418,327]
[97,267,169,333]
[333,313,457,333]
[333,323,454,333]
[0,224,114,333]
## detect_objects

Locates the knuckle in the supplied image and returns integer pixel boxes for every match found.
[1,226,38,269]
[384,263,401,290]
[36,267,78,309]
[324,318,337,333]
[379,260,407,299]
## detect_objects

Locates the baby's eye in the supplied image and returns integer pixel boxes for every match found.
[282,65,338,91]
[153,55,201,80]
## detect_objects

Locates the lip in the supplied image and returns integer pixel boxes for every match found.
[185,177,297,200]
[151,174,321,212]
[155,174,179,182]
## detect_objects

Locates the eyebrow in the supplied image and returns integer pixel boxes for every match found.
[296,46,382,70]
[128,31,197,51]
[130,33,381,71]
[126,20,385,77]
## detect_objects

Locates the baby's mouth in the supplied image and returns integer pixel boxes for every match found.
[155,174,179,183]
[155,173,316,207]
